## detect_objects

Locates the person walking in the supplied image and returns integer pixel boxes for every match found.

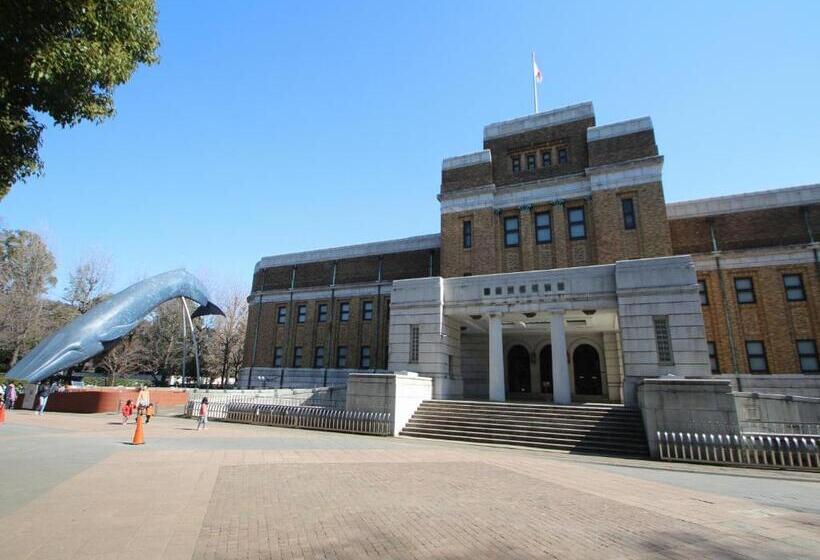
[196,397,209,431]
[4,383,17,411]
[121,399,134,425]
[36,382,50,415]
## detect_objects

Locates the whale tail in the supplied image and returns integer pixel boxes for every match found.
[191,301,224,318]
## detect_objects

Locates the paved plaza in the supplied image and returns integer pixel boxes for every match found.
[1,411,819,560]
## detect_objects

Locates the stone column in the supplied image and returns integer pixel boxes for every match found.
[550,311,571,404]
[488,313,505,401]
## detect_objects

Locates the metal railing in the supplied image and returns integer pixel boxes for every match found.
[658,431,820,471]
[184,400,391,436]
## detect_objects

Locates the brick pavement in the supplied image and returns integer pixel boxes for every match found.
[1,411,819,559]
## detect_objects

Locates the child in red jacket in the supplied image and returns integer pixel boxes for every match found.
[121,399,134,425]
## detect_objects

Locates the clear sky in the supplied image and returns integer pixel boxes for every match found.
[2,0,819,296]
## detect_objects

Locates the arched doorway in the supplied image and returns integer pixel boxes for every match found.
[573,344,602,395]
[538,345,553,394]
[507,345,531,394]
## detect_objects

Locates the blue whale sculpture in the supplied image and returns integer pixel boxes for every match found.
[7,269,224,383]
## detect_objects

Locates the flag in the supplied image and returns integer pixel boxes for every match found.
[533,56,542,84]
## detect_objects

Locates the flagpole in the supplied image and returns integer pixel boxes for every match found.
[531,51,539,114]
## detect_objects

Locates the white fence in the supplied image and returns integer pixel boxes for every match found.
[185,400,392,436]
[657,431,820,471]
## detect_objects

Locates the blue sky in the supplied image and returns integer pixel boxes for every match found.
[2,0,819,296]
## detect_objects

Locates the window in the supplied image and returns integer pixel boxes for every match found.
[734,277,755,304]
[292,346,303,367]
[360,346,371,368]
[707,342,719,373]
[409,325,420,363]
[297,304,307,323]
[339,302,350,322]
[362,301,373,321]
[317,303,328,322]
[621,198,636,230]
[698,280,709,305]
[745,341,768,373]
[504,216,520,247]
[511,155,521,173]
[541,150,551,168]
[783,274,806,301]
[797,340,819,373]
[314,346,325,368]
[483,287,491,296]
[557,147,568,164]
[526,153,536,171]
[653,316,673,365]
[568,207,586,240]
[336,346,348,368]
[462,220,472,249]
[276,306,287,324]
[273,346,283,368]
[535,211,551,244]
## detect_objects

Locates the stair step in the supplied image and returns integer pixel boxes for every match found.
[399,430,648,456]
[412,411,643,426]
[404,420,645,441]
[401,425,648,448]
[422,400,640,414]
[418,403,641,417]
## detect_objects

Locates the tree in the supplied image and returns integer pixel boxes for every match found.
[63,254,112,314]
[0,0,160,197]
[0,229,57,366]
[202,290,248,387]
[97,331,143,385]
[136,299,184,386]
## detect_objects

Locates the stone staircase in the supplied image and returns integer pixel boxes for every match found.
[400,400,649,457]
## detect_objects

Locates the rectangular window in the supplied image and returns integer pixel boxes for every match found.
[339,302,350,322]
[409,325,420,363]
[568,207,586,240]
[535,211,551,244]
[297,304,307,323]
[504,216,520,247]
[707,341,719,373]
[698,280,709,305]
[734,277,755,304]
[276,306,287,324]
[314,346,324,368]
[360,346,371,369]
[273,346,283,368]
[462,220,472,249]
[557,147,568,164]
[526,153,536,171]
[653,316,674,365]
[621,198,636,230]
[745,341,768,373]
[797,340,819,373]
[511,155,520,173]
[317,303,328,322]
[292,346,303,368]
[783,274,806,301]
[336,346,348,368]
[541,150,551,168]
[362,301,373,321]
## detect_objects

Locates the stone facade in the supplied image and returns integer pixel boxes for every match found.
[242,101,819,402]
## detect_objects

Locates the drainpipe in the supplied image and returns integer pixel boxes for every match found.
[325,262,337,387]
[374,256,383,372]
[281,266,296,388]
[247,292,262,389]
[710,220,740,377]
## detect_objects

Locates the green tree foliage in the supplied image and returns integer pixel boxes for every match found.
[0,0,159,197]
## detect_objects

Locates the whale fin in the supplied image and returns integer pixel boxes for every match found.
[98,321,141,343]
[191,301,224,318]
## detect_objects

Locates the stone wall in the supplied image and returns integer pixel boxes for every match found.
[734,392,820,432]
[236,367,366,389]
[714,374,820,398]
[345,372,433,435]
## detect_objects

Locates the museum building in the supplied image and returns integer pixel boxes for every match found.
[239,102,819,406]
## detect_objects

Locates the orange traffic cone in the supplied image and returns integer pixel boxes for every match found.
[0,404,6,424]
[132,414,145,445]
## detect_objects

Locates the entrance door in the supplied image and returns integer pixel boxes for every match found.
[538,345,553,394]
[507,345,531,394]
[573,344,602,395]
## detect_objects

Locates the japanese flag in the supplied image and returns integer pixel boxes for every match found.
[533,57,543,84]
